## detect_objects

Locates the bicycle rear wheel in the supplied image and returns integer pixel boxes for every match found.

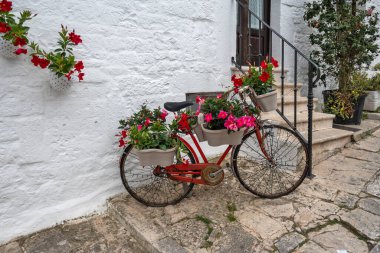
[232,124,309,198]
[120,144,196,207]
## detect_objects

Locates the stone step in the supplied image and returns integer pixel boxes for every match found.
[276,96,318,113]
[274,82,302,97]
[306,128,353,165]
[261,111,335,134]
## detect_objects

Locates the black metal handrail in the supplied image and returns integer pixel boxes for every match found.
[233,0,320,176]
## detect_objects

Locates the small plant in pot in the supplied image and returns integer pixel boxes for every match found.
[231,57,279,112]
[305,0,379,125]
[117,105,177,167]
[198,96,257,146]
[364,63,380,111]
[29,25,85,91]
[0,0,35,58]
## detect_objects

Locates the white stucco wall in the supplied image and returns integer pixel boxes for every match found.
[0,0,236,243]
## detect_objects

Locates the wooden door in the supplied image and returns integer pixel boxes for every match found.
[237,0,271,66]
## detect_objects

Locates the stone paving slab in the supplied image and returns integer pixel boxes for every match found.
[0,215,145,253]
[2,129,380,253]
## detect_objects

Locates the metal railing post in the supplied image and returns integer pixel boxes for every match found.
[307,62,314,177]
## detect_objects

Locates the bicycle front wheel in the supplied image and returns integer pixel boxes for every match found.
[120,145,196,207]
[232,124,309,198]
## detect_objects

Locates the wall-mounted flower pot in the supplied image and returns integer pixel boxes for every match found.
[201,125,245,146]
[49,71,73,91]
[364,90,380,111]
[252,90,277,112]
[323,90,367,125]
[135,148,176,167]
[0,37,18,59]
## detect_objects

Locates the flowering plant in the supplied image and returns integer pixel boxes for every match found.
[117,104,176,150]
[232,57,279,95]
[0,0,35,55]
[198,96,257,132]
[29,25,84,81]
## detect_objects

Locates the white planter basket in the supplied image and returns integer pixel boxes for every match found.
[201,125,246,147]
[364,91,380,111]
[135,148,176,167]
[192,113,206,142]
[49,72,73,91]
[0,37,18,59]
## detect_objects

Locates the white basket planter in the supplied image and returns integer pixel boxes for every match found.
[254,90,277,112]
[135,148,176,167]
[364,91,380,111]
[192,113,206,142]
[49,71,73,91]
[201,125,246,147]
[0,37,18,59]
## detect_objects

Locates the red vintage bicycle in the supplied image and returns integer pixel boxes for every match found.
[119,89,309,207]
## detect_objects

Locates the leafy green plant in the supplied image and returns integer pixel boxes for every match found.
[29,25,84,81]
[324,90,361,119]
[304,0,379,90]
[0,0,35,54]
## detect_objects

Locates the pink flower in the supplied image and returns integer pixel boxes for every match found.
[195,108,200,116]
[224,115,238,131]
[218,110,228,119]
[196,96,205,105]
[243,116,256,128]
[236,117,246,128]
[137,125,143,131]
[144,118,151,127]
[217,94,222,99]
[205,113,213,123]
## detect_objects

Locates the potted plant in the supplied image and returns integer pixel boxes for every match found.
[117,105,177,166]
[364,63,380,111]
[0,0,34,58]
[304,0,379,125]
[29,25,85,91]
[198,96,257,146]
[231,57,279,112]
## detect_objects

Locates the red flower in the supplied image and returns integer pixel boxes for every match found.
[231,74,236,81]
[234,87,239,94]
[15,48,27,55]
[69,31,82,45]
[121,130,127,138]
[118,138,125,147]
[78,72,85,81]
[160,109,168,120]
[65,71,74,81]
[13,37,27,46]
[74,61,84,72]
[31,55,40,66]
[0,22,11,33]
[259,71,270,83]
[260,60,268,69]
[39,59,50,69]
[0,0,12,12]
[271,57,279,68]
[178,113,190,131]
[233,77,243,88]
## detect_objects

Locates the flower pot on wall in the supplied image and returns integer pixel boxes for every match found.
[364,90,380,111]
[49,71,73,91]
[252,90,277,112]
[135,148,176,167]
[323,90,367,125]
[201,125,245,147]
[0,37,18,59]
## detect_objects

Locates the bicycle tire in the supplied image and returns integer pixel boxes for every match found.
[232,124,309,198]
[120,144,196,207]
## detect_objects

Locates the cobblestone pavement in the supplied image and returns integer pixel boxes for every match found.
[1,129,380,253]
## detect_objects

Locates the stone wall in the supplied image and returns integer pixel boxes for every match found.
[0,0,236,243]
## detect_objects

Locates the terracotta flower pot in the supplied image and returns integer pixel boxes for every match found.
[49,71,73,91]
[201,125,245,146]
[135,148,176,167]
[0,37,18,59]
[254,90,278,112]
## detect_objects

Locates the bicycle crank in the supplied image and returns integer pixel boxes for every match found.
[201,165,224,186]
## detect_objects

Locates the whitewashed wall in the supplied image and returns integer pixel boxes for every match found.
[0,0,236,243]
